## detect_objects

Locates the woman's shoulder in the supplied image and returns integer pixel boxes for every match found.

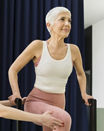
[69,44,80,53]
[68,44,81,61]
[69,43,79,49]
[23,40,44,55]
[26,40,44,52]
[30,40,43,47]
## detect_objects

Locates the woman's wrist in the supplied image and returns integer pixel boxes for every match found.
[12,90,21,98]
[81,91,86,98]
[12,90,21,96]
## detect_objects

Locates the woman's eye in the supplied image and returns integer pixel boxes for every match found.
[68,20,71,23]
[60,18,65,21]
[68,19,72,23]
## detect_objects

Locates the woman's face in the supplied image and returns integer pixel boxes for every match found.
[50,12,71,38]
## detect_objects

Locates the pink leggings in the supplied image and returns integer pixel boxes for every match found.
[24,88,72,131]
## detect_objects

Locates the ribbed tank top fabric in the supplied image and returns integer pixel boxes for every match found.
[34,41,73,93]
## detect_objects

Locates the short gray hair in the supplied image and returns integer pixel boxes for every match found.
[45,7,71,32]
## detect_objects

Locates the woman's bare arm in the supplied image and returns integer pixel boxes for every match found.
[71,45,86,95]
[71,44,93,105]
[8,40,42,104]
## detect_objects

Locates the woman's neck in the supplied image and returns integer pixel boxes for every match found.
[47,36,65,48]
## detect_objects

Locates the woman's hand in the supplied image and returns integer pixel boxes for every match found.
[8,95,27,106]
[8,94,22,106]
[82,93,94,106]
[22,97,27,104]
[38,111,64,130]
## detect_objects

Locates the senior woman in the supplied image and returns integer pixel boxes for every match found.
[8,7,93,131]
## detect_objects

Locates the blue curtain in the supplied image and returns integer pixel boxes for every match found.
[0,0,88,131]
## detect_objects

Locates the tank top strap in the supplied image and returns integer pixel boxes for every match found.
[67,44,71,57]
[40,41,48,59]
[42,41,53,60]
[42,41,48,52]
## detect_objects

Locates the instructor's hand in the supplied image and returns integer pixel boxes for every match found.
[40,111,64,130]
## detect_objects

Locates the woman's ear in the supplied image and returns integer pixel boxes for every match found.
[46,23,51,30]
[46,23,52,33]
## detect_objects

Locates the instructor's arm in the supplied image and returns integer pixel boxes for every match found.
[0,104,63,129]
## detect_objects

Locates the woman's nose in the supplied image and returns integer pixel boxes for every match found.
[64,21,70,26]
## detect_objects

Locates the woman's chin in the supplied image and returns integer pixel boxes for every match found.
[61,33,69,38]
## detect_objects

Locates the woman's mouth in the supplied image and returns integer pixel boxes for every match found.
[62,29,69,32]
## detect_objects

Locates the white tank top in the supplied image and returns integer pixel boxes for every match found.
[34,41,73,93]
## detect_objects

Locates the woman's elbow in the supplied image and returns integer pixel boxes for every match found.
[8,66,17,78]
[8,67,13,77]
[77,71,86,80]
